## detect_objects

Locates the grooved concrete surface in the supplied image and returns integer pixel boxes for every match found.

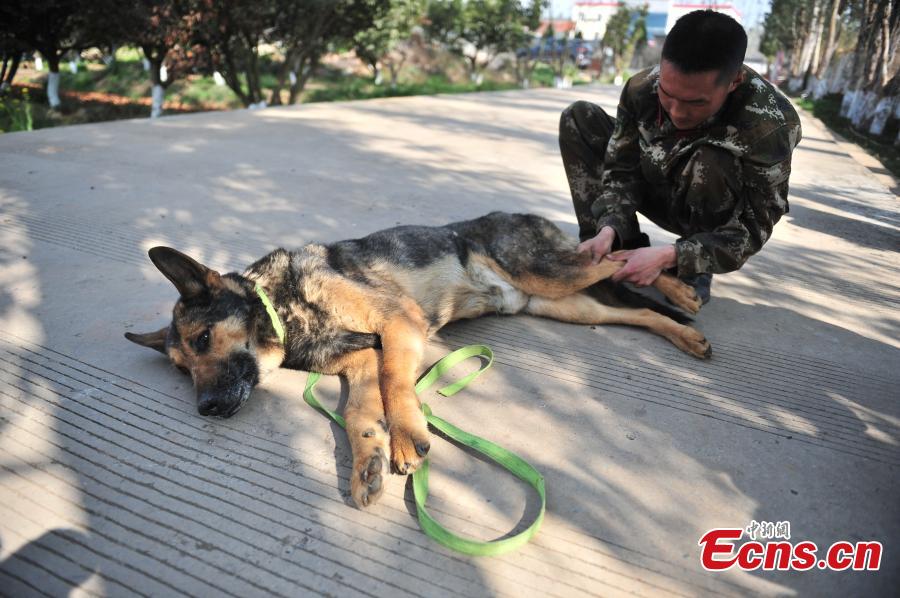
[0,86,897,597]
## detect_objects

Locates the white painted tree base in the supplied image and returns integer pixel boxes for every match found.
[151,85,164,118]
[47,72,61,108]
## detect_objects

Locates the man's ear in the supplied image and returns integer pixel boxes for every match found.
[148,247,221,299]
[125,327,169,354]
[728,69,744,93]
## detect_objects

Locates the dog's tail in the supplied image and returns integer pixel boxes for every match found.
[585,280,693,325]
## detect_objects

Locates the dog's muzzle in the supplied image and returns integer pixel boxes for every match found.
[196,353,259,417]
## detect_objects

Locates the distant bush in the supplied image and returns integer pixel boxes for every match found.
[305,74,517,103]
[0,88,33,132]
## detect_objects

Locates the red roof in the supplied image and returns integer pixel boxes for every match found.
[537,20,576,36]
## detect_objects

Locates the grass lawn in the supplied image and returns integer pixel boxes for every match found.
[0,50,588,134]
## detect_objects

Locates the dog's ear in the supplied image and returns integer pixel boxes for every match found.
[125,327,169,354]
[148,247,221,299]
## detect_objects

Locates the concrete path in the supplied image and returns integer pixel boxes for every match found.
[0,86,897,597]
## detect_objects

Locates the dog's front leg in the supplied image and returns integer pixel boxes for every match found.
[315,279,430,475]
[337,349,391,508]
[378,309,431,475]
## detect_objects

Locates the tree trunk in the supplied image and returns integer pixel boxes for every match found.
[829,53,851,94]
[895,97,900,147]
[466,54,478,81]
[0,52,21,95]
[386,64,396,88]
[867,95,893,135]
[269,47,300,106]
[151,84,165,118]
[45,52,62,109]
[144,47,170,119]
[242,35,264,108]
[840,89,856,117]
[221,46,251,107]
[288,55,318,105]
[839,1,872,119]
[850,90,878,129]
[150,54,165,118]
[389,50,408,90]
[873,0,893,89]
[846,0,895,132]
[802,2,827,92]
[816,0,843,79]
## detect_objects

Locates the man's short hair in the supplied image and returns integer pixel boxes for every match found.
[662,10,747,85]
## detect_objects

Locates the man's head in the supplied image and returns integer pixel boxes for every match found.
[658,10,747,130]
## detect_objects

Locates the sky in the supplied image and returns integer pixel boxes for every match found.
[550,0,773,27]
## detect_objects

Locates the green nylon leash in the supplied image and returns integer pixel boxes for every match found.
[255,283,546,556]
[255,284,286,344]
[303,344,546,557]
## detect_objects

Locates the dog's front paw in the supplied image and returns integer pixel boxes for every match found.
[670,283,702,315]
[389,412,430,475]
[351,447,387,508]
[675,325,712,359]
[656,275,702,315]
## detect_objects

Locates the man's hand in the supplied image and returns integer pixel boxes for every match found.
[577,226,617,264]
[609,245,677,286]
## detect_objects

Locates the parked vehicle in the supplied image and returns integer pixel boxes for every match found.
[517,39,595,69]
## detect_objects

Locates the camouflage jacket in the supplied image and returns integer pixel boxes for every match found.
[594,65,802,276]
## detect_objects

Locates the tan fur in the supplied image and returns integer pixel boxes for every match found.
[514,257,624,299]
[288,272,436,475]
[168,347,187,369]
[653,272,703,314]
[525,295,711,358]
[330,349,390,506]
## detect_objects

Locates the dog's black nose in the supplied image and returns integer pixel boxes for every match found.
[197,393,220,416]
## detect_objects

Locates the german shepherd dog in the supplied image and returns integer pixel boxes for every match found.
[126,212,709,507]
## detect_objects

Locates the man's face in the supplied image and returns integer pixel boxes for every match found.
[657,59,742,130]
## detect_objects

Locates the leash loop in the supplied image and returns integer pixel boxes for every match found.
[303,344,546,556]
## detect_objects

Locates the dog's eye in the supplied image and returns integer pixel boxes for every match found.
[195,329,210,352]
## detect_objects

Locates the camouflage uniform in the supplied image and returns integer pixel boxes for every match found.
[559,65,802,277]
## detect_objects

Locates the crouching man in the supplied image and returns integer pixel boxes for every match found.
[560,10,802,303]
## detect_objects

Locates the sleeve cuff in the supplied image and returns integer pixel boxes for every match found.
[674,238,712,278]
[595,215,637,251]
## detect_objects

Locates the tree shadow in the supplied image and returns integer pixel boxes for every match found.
[0,86,897,596]
[786,183,900,251]
[0,530,98,595]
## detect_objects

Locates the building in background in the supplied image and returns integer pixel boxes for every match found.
[573,1,741,42]
[665,2,741,29]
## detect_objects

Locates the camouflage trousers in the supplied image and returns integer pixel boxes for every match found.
[559,101,628,244]
[558,100,739,256]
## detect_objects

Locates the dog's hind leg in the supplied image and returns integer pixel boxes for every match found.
[338,349,391,508]
[504,246,703,316]
[504,252,625,299]
[524,294,712,359]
